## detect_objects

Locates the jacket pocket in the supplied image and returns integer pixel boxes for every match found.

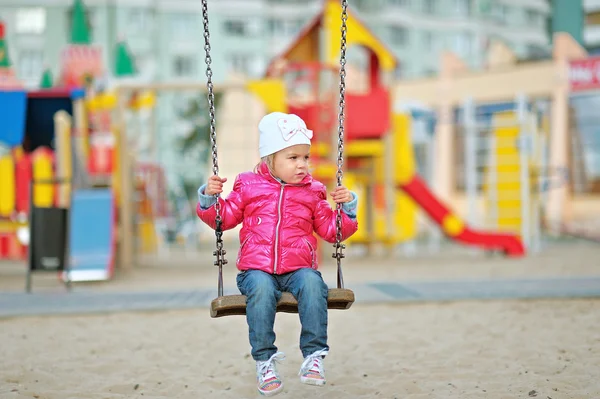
[237,234,252,265]
[303,237,316,269]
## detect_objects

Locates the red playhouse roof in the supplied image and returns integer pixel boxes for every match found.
[265,0,399,76]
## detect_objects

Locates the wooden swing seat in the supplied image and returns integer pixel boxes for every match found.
[210,288,355,318]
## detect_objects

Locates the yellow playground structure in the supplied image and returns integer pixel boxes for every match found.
[245,0,525,256]
[2,0,538,280]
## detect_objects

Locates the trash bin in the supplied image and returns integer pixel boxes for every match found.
[29,206,69,271]
[26,178,71,292]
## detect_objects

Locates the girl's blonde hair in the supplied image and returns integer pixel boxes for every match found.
[254,154,275,173]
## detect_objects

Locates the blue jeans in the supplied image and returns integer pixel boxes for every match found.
[236,268,329,361]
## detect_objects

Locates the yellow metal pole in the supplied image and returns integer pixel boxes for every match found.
[53,111,73,208]
[73,97,89,165]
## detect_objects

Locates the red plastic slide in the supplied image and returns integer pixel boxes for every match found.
[400,175,525,257]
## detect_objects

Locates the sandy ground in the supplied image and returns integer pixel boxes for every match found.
[1,241,599,398]
[1,300,599,399]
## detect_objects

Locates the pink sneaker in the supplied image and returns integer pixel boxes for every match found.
[299,349,328,386]
[256,352,285,396]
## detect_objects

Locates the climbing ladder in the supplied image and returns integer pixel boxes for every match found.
[462,95,543,252]
[489,110,523,233]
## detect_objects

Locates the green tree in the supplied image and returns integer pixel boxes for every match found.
[69,0,91,45]
[176,92,223,205]
[40,68,53,88]
[114,40,136,77]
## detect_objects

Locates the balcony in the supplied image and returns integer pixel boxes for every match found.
[585,0,600,13]
[584,24,600,46]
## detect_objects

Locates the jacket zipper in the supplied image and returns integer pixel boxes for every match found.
[303,237,315,268]
[273,184,285,274]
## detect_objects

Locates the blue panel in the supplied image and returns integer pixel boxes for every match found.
[70,88,86,100]
[68,189,114,280]
[410,110,437,135]
[0,90,28,147]
[454,101,533,126]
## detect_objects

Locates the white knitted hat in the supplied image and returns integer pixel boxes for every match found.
[258,112,313,158]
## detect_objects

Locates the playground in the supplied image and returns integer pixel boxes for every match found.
[0,0,600,397]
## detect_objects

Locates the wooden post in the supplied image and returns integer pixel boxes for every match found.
[116,88,134,269]
[53,111,72,208]
[433,52,468,203]
[72,97,89,166]
[547,33,587,231]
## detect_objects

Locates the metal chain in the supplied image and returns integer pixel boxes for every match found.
[202,0,219,215]
[202,0,227,296]
[332,0,348,289]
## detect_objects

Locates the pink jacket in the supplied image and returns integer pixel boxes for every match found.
[196,162,358,275]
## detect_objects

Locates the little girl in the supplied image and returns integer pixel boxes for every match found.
[196,112,358,396]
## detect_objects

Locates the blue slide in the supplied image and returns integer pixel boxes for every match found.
[65,189,116,282]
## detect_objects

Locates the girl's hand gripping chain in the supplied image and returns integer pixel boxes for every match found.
[206,175,228,196]
[330,186,353,204]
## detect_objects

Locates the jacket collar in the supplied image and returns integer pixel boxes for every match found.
[257,161,312,186]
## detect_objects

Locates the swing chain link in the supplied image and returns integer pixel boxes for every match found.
[202,0,227,290]
[332,0,348,288]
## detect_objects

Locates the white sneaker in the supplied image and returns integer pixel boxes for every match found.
[256,352,285,396]
[299,349,328,386]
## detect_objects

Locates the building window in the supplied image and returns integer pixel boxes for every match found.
[227,53,252,75]
[18,49,44,80]
[493,4,508,24]
[223,20,248,36]
[454,0,471,17]
[422,31,434,50]
[525,9,543,28]
[171,14,195,39]
[453,31,473,56]
[249,56,266,77]
[267,18,303,37]
[128,8,153,34]
[16,8,46,34]
[225,54,265,77]
[388,0,410,7]
[423,0,436,14]
[267,19,281,36]
[390,26,409,46]
[134,52,156,79]
[173,55,197,77]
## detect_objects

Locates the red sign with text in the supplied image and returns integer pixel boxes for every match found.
[569,57,600,92]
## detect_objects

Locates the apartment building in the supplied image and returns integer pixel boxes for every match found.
[0,0,551,193]
[0,0,551,86]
